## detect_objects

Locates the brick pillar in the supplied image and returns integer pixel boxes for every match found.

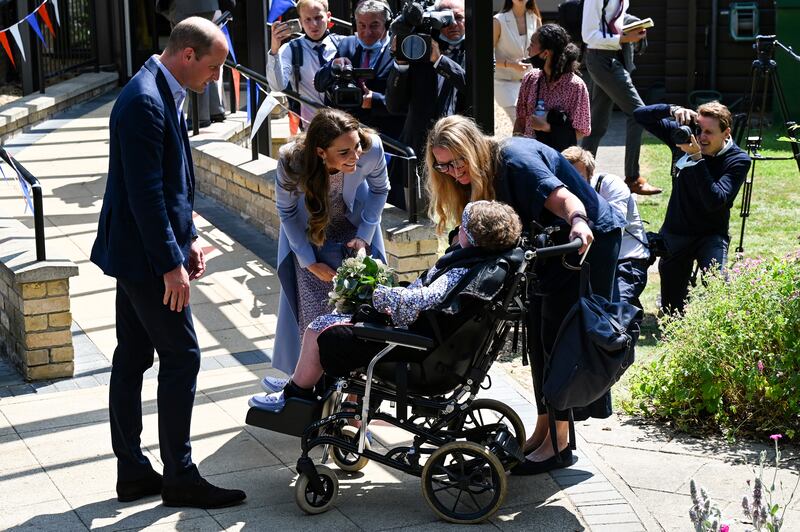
[381,206,440,283]
[0,258,79,381]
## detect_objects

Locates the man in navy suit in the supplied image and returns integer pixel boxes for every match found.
[91,17,246,508]
[314,0,402,139]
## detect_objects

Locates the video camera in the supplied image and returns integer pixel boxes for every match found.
[327,62,375,108]
[390,0,455,63]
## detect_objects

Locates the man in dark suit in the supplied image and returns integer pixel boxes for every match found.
[91,17,246,509]
[314,0,403,139]
[385,0,468,210]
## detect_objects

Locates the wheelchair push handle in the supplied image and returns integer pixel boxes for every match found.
[533,238,584,260]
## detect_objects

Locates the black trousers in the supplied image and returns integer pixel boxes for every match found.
[528,229,621,422]
[110,276,201,484]
[659,234,728,314]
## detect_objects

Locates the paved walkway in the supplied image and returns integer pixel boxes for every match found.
[0,96,796,532]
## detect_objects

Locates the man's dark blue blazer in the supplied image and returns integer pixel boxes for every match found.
[91,57,196,281]
[314,36,403,138]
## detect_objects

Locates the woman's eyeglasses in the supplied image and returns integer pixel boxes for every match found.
[433,157,466,173]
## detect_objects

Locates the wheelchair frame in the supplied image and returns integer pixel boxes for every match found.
[245,237,583,524]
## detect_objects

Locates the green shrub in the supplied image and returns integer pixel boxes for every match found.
[624,252,800,439]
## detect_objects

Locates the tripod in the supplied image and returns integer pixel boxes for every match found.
[736,35,800,254]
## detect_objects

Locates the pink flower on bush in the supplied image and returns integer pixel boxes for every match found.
[720,525,730,532]
[757,360,765,373]
[770,434,782,441]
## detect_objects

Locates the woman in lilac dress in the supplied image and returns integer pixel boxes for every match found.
[272,108,389,378]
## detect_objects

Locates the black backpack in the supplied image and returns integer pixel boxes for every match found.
[558,0,610,46]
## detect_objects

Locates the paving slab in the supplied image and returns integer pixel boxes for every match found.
[0,499,87,531]
[595,445,707,493]
[211,501,356,531]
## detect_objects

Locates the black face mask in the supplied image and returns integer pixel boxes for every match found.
[525,53,546,69]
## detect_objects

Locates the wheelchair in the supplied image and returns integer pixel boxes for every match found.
[245,236,583,524]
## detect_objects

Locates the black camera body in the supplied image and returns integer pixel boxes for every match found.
[671,124,700,145]
[327,62,375,108]
[390,0,455,63]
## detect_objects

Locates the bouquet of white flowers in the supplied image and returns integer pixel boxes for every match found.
[327,248,396,314]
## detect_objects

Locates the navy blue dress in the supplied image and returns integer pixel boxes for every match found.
[494,137,626,421]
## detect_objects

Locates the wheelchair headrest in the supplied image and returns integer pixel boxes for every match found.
[433,246,526,316]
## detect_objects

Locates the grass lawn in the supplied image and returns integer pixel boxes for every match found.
[616,127,800,407]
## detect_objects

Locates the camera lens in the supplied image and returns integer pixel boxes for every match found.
[671,125,694,145]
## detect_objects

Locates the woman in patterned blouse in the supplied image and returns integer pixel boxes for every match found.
[249,201,522,411]
[513,23,591,152]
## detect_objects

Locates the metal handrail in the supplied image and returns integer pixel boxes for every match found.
[222,58,422,223]
[0,147,46,261]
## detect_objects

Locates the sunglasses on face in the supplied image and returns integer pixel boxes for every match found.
[433,157,466,173]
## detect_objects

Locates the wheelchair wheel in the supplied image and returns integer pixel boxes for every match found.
[295,464,339,515]
[450,399,526,468]
[421,441,507,524]
[329,425,370,472]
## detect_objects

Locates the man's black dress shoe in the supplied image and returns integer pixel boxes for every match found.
[162,477,246,509]
[117,470,163,502]
[510,448,574,476]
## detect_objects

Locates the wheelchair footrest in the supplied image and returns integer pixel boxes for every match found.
[245,397,323,437]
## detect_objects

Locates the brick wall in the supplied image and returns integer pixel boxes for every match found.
[0,258,78,381]
[191,140,439,282]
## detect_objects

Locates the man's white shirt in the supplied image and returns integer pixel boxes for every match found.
[267,34,338,125]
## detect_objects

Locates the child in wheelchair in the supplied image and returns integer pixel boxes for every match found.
[249,200,523,412]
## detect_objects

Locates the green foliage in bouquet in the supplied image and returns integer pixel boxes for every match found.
[328,249,396,314]
[624,252,800,439]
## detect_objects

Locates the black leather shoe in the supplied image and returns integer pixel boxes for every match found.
[510,448,574,476]
[117,470,163,502]
[210,113,226,123]
[162,477,246,509]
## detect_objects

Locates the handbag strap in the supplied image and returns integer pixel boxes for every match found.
[579,262,593,298]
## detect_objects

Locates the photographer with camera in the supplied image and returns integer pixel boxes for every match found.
[384,0,468,210]
[314,0,403,138]
[633,102,751,314]
[267,0,341,126]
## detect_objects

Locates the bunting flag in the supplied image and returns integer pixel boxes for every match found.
[0,32,14,68]
[231,68,241,111]
[246,79,252,123]
[289,112,300,136]
[38,4,56,37]
[0,1,63,69]
[221,25,236,64]
[9,24,25,62]
[51,0,60,26]
[25,13,46,46]
[268,0,296,23]
[250,94,280,141]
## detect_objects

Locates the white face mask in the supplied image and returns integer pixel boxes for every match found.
[356,36,385,52]
[438,33,465,46]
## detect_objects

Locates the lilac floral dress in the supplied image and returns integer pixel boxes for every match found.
[293,171,357,340]
[307,265,469,331]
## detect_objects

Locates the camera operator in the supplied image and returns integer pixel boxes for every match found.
[634,102,751,314]
[267,0,341,125]
[384,0,468,210]
[314,0,403,138]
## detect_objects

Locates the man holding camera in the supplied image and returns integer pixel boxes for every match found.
[314,0,402,138]
[634,102,751,314]
[267,0,340,125]
[385,0,468,210]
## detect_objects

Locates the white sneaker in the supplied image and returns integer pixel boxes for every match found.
[248,391,286,412]
[260,375,289,393]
